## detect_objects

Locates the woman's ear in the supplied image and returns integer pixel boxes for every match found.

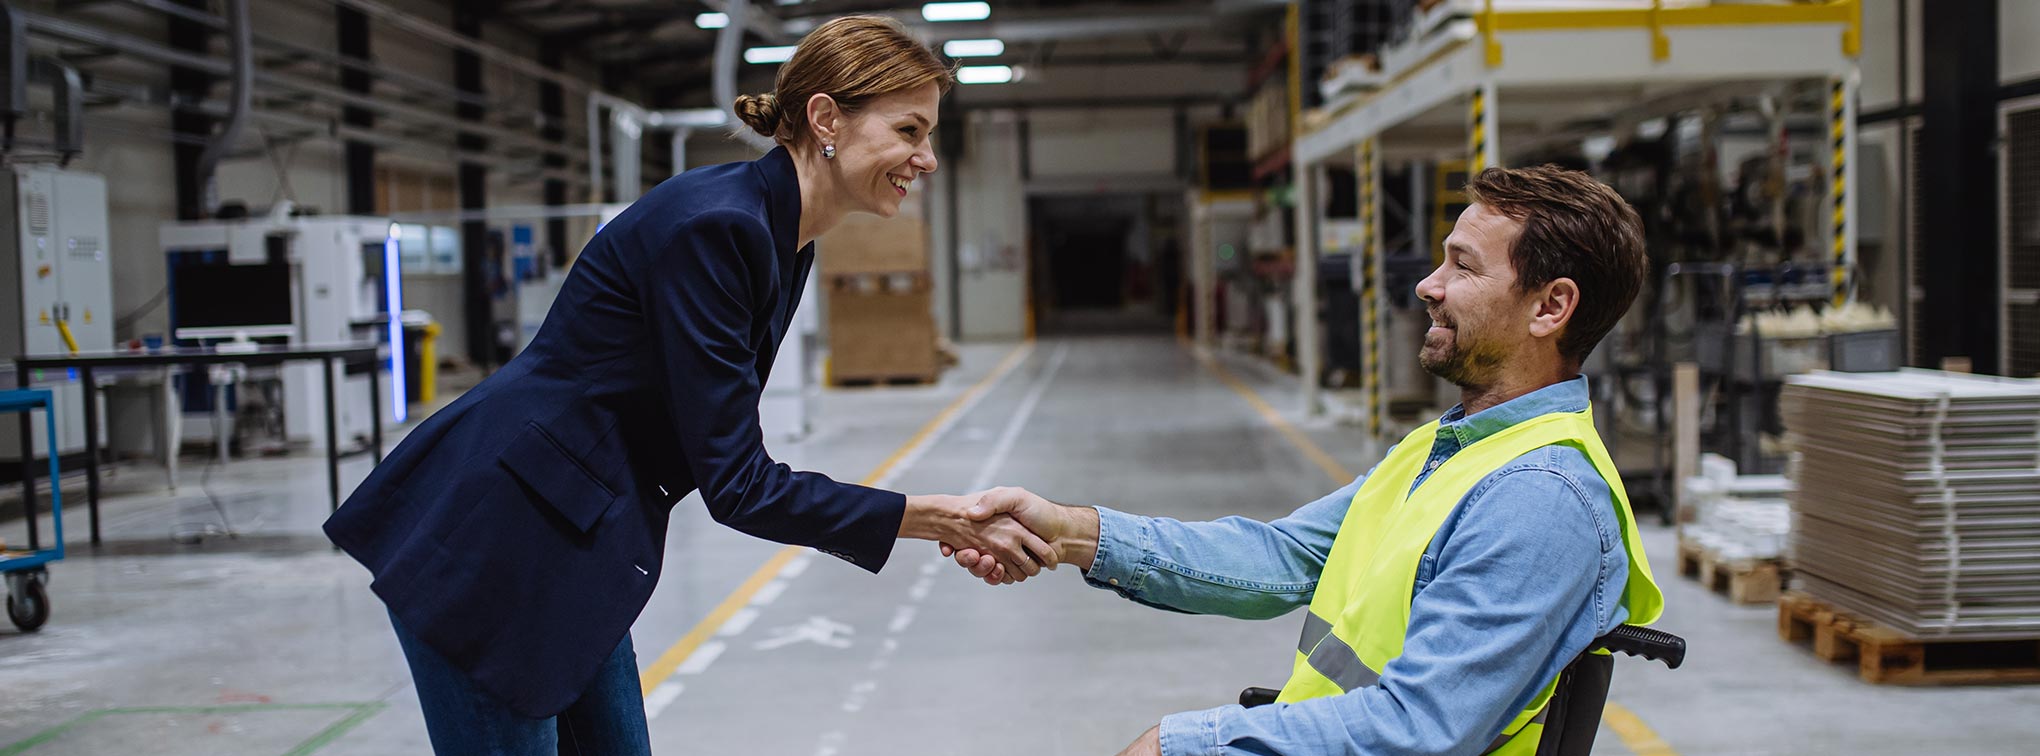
[807,93,841,147]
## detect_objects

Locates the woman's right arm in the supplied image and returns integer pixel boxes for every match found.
[637,209,1047,575]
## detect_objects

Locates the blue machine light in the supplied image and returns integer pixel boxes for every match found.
[384,224,408,425]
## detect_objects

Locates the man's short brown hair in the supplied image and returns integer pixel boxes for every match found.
[1464,165,1647,365]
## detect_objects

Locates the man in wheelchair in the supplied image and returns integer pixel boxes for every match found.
[949,165,1679,756]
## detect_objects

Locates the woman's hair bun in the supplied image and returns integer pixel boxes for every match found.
[733,93,781,138]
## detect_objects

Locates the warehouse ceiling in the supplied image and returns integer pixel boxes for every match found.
[492,0,1277,108]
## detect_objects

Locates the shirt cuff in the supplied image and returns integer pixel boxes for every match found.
[1083,506,1149,594]
[1159,707,1223,756]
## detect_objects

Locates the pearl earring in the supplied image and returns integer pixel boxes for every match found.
[823,143,836,159]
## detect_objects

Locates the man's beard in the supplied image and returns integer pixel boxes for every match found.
[1420,325,1505,388]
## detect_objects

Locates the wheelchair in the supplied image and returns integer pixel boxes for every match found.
[1238,625,1686,756]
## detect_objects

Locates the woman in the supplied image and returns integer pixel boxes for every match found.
[324,16,1053,754]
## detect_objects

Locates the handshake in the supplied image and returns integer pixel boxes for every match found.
[898,487,1099,585]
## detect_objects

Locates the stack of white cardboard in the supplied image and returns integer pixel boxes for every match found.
[1683,453,1793,561]
[1781,369,2040,639]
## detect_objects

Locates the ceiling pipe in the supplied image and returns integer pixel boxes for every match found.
[27,56,82,163]
[716,0,774,153]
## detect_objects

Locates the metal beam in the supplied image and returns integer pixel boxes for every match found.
[454,0,492,366]
[541,46,569,268]
[338,3,375,216]
[1918,0,2000,373]
[167,0,210,220]
[19,9,561,157]
[311,0,607,95]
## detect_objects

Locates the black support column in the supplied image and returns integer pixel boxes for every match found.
[540,47,569,269]
[1919,1,2000,373]
[454,2,492,366]
[338,6,376,216]
[169,0,214,220]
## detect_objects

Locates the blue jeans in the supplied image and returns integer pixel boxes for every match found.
[390,611,652,756]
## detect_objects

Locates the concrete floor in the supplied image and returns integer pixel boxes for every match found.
[2,334,2037,755]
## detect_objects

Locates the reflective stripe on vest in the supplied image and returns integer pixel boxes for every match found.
[1274,406,1664,756]
[1297,609,1547,755]
[1298,611,1380,690]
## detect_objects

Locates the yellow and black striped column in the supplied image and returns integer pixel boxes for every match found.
[1828,77,1857,307]
[1359,138,1384,441]
[1469,82,1500,174]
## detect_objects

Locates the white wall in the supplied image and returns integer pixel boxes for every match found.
[952,112,1030,340]
[1028,109,1178,180]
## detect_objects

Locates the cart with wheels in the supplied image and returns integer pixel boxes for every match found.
[1,388,64,633]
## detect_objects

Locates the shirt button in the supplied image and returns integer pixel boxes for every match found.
[1109,578,1120,586]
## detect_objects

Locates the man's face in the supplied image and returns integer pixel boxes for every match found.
[1413,203,1531,388]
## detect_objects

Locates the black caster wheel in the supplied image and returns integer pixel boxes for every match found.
[6,572,49,632]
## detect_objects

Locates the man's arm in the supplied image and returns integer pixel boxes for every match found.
[953,473,1363,619]
[1152,467,1619,756]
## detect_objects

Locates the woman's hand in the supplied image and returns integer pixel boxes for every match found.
[899,493,1058,581]
[941,487,1099,585]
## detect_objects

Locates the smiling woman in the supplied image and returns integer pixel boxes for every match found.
[734,15,952,236]
[322,14,1053,756]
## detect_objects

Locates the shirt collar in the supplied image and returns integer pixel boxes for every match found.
[755,146,807,257]
[1437,375,1591,448]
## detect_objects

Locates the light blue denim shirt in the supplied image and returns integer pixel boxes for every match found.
[1085,376,1631,756]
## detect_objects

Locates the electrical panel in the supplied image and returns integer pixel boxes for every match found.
[0,167,113,459]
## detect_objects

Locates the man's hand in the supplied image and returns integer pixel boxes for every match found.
[939,487,1099,585]
[900,493,1057,581]
[1114,726,1162,756]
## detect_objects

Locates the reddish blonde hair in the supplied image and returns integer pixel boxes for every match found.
[733,15,953,145]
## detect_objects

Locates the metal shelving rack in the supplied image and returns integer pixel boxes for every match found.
[1286,0,1863,444]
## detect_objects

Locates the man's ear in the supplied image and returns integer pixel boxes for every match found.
[1528,277,1579,341]
[807,93,841,146]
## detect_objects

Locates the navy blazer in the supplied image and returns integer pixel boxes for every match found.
[325,147,904,718]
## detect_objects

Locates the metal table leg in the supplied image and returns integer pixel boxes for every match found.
[368,358,383,463]
[81,367,100,546]
[323,356,340,515]
[16,366,35,551]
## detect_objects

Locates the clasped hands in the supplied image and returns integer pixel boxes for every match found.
[900,487,1092,584]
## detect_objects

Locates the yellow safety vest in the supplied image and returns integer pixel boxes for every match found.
[1276,407,1663,755]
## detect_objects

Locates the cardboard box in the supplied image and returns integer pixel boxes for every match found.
[828,286,939,382]
[819,214,927,275]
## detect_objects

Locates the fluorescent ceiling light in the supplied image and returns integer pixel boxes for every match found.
[696,12,728,29]
[956,65,1013,85]
[922,2,991,22]
[745,46,797,64]
[943,39,1004,58]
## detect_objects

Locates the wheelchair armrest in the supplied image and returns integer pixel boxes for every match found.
[1590,624,1685,670]
[1239,686,1280,708]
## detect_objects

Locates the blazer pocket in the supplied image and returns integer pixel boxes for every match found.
[497,421,619,533]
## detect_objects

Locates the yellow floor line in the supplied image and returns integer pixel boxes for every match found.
[1603,702,1679,755]
[1191,344,1682,756]
[638,341,1036,695]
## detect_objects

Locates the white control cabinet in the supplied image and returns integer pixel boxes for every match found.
[0,167,113,460]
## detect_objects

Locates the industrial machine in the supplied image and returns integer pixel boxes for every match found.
[160,214,404,451]
[0,166,113,463]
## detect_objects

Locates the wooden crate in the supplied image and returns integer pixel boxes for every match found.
[827,283,939,385]
[818,214,927,276]
[1776,592,2040,685]
[1676,535,1782,605]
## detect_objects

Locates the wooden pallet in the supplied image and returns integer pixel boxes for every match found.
[1676,536,1782,605]
[1776,592,2040,685]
